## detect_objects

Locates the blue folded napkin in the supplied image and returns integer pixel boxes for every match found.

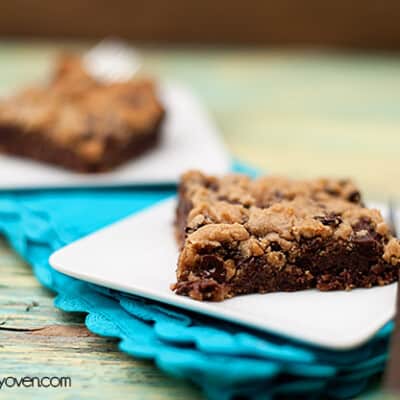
[0,162,391,399]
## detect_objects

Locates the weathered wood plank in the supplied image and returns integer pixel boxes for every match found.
[1,329,202,400]
[0,238,202,399]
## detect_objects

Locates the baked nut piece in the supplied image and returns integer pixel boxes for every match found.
[0,55,165,172]
[172,171,400,301]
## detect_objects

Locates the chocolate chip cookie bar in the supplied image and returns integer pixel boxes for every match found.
[173,171,400,301]
[0,55,165,172]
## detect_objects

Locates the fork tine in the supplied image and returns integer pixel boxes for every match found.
[383,199,400,396]
[388,200,398,237]
[384,289,400,397]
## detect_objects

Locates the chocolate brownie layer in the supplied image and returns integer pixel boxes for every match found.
[0,56,165,172]
[173,171,400,301]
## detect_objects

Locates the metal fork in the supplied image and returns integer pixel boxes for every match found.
[388,200,398,238]
[383,200,399,397]
[83,39,142,83]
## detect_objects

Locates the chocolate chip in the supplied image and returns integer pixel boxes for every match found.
[348,191,361,203]
[353,234,375,245]
[197,255,226,283]
[273,190,284,200]
[353,217,373,233]
[206,181,219,191]
[270,242,281,251]
[326,188,339,196]
[217,195,241,205]
[315,213,342,227]
[352,231,380,256]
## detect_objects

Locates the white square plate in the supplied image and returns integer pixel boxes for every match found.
[50,198,399,350]
[0,82,230,189]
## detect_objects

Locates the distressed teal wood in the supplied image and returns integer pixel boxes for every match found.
[0,238,202,399]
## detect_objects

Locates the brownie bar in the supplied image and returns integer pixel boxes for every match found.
[0,56,165,172]
[172,171,400,301]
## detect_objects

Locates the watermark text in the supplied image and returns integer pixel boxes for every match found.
[0,376,71,389]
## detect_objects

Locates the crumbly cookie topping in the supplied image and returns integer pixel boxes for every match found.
[174,171,399,301]
[0,55,164,163]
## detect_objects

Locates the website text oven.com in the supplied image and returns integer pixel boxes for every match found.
[0,376,71,389]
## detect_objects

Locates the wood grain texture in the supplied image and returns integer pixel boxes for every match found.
[0,239,202,399]
[0,41,398,399]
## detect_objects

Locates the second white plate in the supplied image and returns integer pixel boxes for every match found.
[0,82,230,189]
[50,198,399,350]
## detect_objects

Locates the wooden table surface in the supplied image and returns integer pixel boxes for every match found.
[1,41,399,399]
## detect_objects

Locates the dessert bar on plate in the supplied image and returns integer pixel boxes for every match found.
[50,195,399,349]
[0,58,230,188]
[0,55,165,172]
[173,171,400,301]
